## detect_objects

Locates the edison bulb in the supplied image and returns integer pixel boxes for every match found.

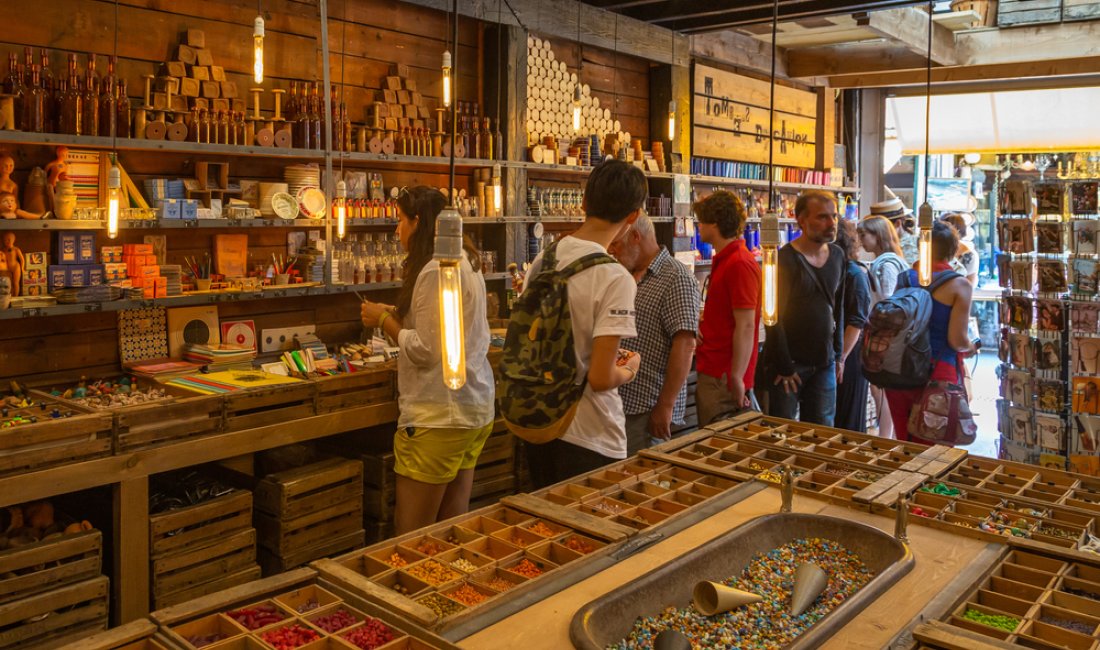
[438,262,466,390]
[253,16,264,84]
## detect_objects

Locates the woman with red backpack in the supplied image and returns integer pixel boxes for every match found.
[883,220,978,444]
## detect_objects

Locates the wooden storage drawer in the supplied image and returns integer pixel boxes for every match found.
[0,530,102,605]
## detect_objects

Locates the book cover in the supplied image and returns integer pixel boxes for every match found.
[1035,183,1065,215]
[1037,221,1064,253]
[214,234,249,278]
[1072,181,1099,215]
[1075,219,1099,254]
[1073,302,1100,333]
[1037,299,1064,331]
[1038,260,1068,293]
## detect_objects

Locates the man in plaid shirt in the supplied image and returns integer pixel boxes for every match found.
[609,214,700,455]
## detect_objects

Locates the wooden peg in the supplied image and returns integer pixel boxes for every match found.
[142,74,155,107]
[132,107,147,139]
[895,492,910,543]
[250,88,264,121]
[270,88,286,121]
[780,465,794,513]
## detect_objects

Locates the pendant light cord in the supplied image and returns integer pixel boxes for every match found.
[496,0,503,130]
[339,0,347,174]
[766,0,778,211]
[448,0,457,204]
[923,0,932,202]
[112,0,119,157]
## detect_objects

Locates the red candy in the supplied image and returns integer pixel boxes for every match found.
[225,604,286,630]
[342,618,396,649]
[260,624,319,649]
[311,608,358,633]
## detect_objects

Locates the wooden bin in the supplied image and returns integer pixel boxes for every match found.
[113,388,224,452]
[362,451,397,521]
[0,408,113,478]
[254,458,365,573]
[0,575,109,650]
[149,490,260,609]
[314,366,395,414]
[150,568,461,650]
[53,619,167,650]
[997,0,1062,26]
[223,382,317,432]
[0,530,102,605]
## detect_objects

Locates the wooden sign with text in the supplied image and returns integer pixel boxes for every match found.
[692,64,817,169]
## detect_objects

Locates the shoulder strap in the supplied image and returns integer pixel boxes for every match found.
[793,250,835,304]
[560,251,617,280]
[926,271,962,293]
[541,240,560,269]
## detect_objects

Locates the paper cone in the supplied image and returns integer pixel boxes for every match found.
[692,581,763,616]
[790,562,828,616]
[653,629,693,650]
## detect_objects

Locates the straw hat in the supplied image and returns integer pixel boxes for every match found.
[869,188,913,221]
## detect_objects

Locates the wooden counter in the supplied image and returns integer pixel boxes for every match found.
[459,489,1002,650]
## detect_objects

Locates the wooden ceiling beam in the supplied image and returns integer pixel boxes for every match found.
[826,55,1100,88]
[788,42,933,78]
[690,30,791,78]
[398,0,690,66]
[858,7,957,65]
[640,0,917,31]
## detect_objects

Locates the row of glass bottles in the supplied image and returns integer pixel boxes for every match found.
[526,187,584,218]
[332,234,405,284]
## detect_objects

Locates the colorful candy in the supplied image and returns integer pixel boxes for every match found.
[508,558,544,578]
[386,552,408,568]
[486,576,517,592]
[920,482,961,497]
[1040,615,1094,635]
[527,521,557,537]
[405,559,461,585]
[610,538,873,650]
[311,608,358,632]
[449,584,490,606]
[962,608,1019,632]
[342,618,396,649]
[451,557,480,573]
[415,539,445,556]
[564,535,596,554]
[417,593,465,617]
[260,624,319,649]
[225,603,286,630]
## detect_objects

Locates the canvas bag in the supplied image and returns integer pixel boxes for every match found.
[861,270,961,390]
[907,378,978,446]
[497,241,617,444]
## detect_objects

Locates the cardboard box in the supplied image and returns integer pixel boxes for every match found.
[124,243,155,256]
[54,233,78,264]
[182,199,199,219]
[101,246,123,263]
[87,266,104,285]
[47,266,67,291]
[104,263,127,281]
[158,199,181,219]
[139,265,160,278]
[67,267,87,287]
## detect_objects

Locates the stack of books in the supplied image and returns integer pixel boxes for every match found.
[125,359,204,382]
[184,343,256,372]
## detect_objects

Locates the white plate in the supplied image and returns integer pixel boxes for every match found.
[271,192,299,219]
[297,187,327,220]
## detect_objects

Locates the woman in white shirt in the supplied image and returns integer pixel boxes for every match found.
[857,215,910,440]
[361,187,495,533]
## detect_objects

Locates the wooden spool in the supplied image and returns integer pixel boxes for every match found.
[255,127,275,147]
[368,136,383,154]
[273,127,292,149]
[145,120,167,140]
[381,136,395,155]
[167,120,188,142]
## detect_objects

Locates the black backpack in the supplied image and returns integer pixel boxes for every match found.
[861,270,961,390]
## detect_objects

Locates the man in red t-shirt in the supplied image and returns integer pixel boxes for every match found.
[694,191,761,425]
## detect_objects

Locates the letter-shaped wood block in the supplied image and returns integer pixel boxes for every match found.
[210,66,226,82]
[195,49,214,67]
[177,45,198,65]
[202,81,221,99]
[187,29,206,49]
[191,66,210,81]
[180,78,201,98]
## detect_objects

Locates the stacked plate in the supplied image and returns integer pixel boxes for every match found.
[160,265,183,296]
[258,182,289,217]
[285,165,321,198]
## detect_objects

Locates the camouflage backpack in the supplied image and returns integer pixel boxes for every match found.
[498,241,617,444]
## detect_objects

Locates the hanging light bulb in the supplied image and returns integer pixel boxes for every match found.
[963,153,982,165]
[335,179,347,240]
[441,50,452,109]
[492,163,502,214]
[667,99,676,142]
[572,84,582,133]
[761,211,780,326]
[107,161,121,239]
[253,15,264,84]
[917,201,933,286]
[435,206,466,389]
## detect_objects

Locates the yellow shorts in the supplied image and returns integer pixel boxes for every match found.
[393,423,494,484]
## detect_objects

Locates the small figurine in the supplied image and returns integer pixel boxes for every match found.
[45,146,69,188]
[0,153,15,196]
[0,232,25,296]
[0,192,41,220]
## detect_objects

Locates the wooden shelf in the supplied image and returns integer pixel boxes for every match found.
[0,130,325,160]
[692,174,860,194]
[1,219,106,230]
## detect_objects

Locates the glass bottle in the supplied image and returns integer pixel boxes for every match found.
[286,81,298,124]
[23,66,45,133]
[39,50,54,133]
[116,79,130,138]
[309,82,322,150]
[99,80,117,139]
[60,55,81,135]
[481,117,494,161]
[21,47,33,90]
[470,117,481,159]
[493,118,504,161]
[4,53,24,131]
[82,56,99,139]
[294,95,311,150]
[189,108,201,142]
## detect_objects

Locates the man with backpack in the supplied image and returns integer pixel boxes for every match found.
[764,190,845,426]
[499,160,645,488]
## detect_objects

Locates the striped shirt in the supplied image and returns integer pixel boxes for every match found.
[620,247,701,420]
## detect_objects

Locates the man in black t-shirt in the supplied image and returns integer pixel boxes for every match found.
[764,190,845,426]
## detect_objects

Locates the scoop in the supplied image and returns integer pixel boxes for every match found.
[653,629,693,650]
[692,581,763,615]
[791,562,828,616]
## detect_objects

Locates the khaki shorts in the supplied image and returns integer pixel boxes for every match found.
[394,423,494,484]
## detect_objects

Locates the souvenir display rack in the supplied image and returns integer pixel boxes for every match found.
[996,177,1100,472]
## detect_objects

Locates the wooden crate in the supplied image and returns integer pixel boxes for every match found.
[254,458,364,519]
[0,575,109,650]
[314,366,395,414]
[53,619,165,650]
[0,409,113,477]
[113,390,224,452]
[256,497,364,556]
[223,382,317,432]
[154,563,262,610]
[1064,0,1100,19]
[0,530,102,605]
[150,490,253,559]
[997,0,1062,25]
[258,528,365,574]
[362,452,396,521]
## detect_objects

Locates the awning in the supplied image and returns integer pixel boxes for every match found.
[887,87,1100,154]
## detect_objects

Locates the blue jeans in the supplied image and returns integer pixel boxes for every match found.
[766,363,837,427]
